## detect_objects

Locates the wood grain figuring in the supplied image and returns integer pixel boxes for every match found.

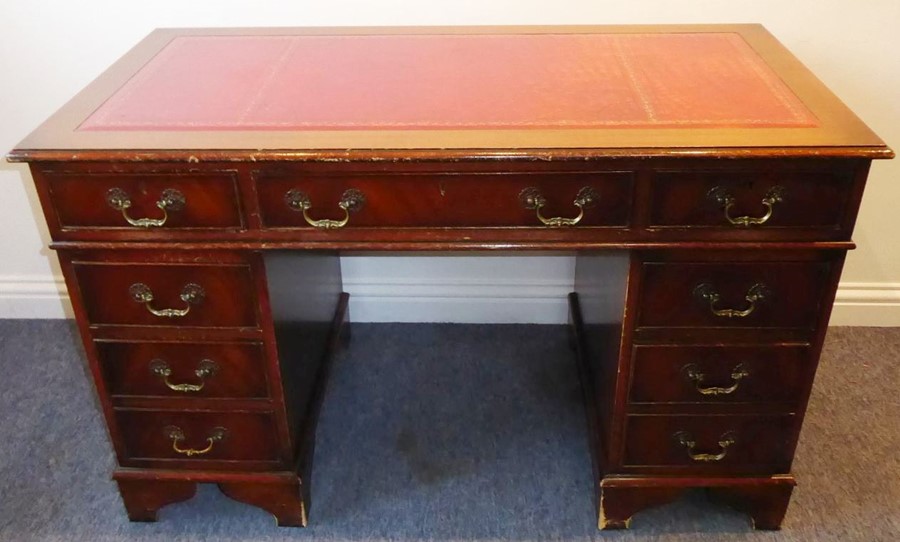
[73,261,259,328]
[622,414,794,473]
[6,24,892,532]
[116,409,282,465]
[649,167,854,229]
[256,170,633,228]
[96,340,269,399]
[43,170,244,230]
[628,344,810,405]
[637,260,830,329]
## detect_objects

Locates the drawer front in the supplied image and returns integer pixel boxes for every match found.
[97,340,268,399]
[117,410,281,464]
[73,262,258,328]
[44,171,244,230]
[649,168,853,230]
[637,261,830,329]
[256,171,632,228]
[623,414,794,472]
[629,344,809,404]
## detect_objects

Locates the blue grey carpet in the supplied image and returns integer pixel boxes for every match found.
[0,322,897,541]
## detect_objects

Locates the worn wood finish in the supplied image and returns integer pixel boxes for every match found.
[6,25,892,530]
[596,475,796,530]
[599,485,685,529]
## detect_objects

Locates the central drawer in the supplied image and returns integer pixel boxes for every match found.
[255,170,633,228]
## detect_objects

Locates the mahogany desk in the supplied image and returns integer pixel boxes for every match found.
[7,25,893,530]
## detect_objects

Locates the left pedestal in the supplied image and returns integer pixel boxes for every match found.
[57,248,347,526]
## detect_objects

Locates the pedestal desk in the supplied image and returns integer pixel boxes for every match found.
[7,25,893,530]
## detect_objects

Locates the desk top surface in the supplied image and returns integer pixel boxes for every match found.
[9,25,892,161]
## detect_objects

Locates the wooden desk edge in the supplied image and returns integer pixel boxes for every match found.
[6,145,895,163]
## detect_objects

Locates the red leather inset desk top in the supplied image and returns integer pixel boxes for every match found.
[79,33,817,132]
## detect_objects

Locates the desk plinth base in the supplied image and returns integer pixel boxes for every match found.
[598,475,796,530]
[112,291,350,527]
[568,291,796,531]
[114,471,308,527]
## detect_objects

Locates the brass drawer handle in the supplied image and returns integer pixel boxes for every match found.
[129,282,205,318]
[150,359,218,392]
[682,363,749,396]
[707,185,785,227]
[106,187,185,228]
[164,425,227,457]
[693,282,770,318]
[519,186,600,227]
[284,188,365,229]
[673,431,736,462]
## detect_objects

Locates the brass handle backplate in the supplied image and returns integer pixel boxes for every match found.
[693,282,770,318]
[707,185,785,227]
[150,359,218,392]
[129,282,205,318]
[519,186,600,227]
[682,363,750,396]
[673,431,736,462]
[164,425,227,457]
[106,187,186,228]
[284,188,365,229]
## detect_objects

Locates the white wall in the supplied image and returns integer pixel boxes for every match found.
[1,1,898,324]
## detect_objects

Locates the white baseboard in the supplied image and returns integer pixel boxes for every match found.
[0,275,72,319]
[343,277,572,324]
[830,282,900,326]
[1,275,899,326]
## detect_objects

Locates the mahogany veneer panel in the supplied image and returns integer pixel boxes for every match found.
[649,167,854,230]
[96,340,269,399]
[73,261,259,329]
[637,261,831,330]
[628,344,810,405]
[622,414,794,473]
[117,409,281,465]
[42,170,244,230]
[256,170,633,228]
